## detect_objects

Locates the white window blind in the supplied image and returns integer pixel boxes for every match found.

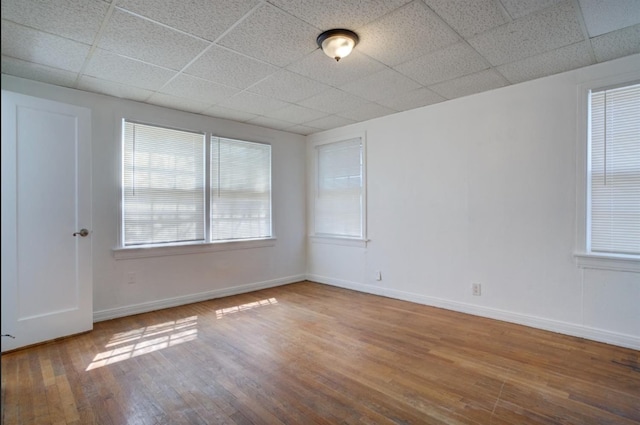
[123,121,205,246]
[315,138,363,238]
[210,137,272,241]
[589,83,640,256]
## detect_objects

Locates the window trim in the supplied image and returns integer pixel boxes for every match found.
[575,71,640,271]
[310,132,367,245]
[114,116,275,259]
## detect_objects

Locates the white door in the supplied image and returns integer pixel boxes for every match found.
[1,90,92,352]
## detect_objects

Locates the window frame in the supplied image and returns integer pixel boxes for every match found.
[113,118,275,260]
[310,132,368,248]
[575,72,640,273]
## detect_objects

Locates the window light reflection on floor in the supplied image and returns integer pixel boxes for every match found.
[86,316,198,371]
[215,298,278,319]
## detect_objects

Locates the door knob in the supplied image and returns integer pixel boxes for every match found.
[73,228,89,237]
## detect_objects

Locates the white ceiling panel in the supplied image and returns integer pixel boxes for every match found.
[1,20,91,72]
[116,0,260,41]
[0,0,110,45]
[2,0,638,135]
[266,0,412,29]
[158,74,239,105]
[376,87,446,111]
[357,0,460,66]
[184,46,278,90]
[497,41,595,84]
[1,56,78,88]
[430,69,508,99]
[394,42,490,86]
[340,68,421,102]
[78,75,154,101]
[499,0,563,19]
[98,9,209,70]
[84,49,176,91]
[469,0,584,66]
[247,70,331,103]
[423,0,508,38]
[287,50,386,88]
[218,3,319,67]
[579,0,640,37]
[591,25,640,63]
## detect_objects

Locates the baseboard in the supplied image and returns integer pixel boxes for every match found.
[307,274,640,351]
[93,274,306,323]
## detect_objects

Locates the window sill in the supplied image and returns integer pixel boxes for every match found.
[310,235,368,248]
[113,238,277,260]
[574,252,640,273]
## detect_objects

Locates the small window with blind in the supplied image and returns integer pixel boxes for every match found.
[121,120,272,251]
[586,82,639,260]
[313,136,365,242]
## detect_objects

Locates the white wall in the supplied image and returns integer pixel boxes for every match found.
[1,74,307,321]
[307,54,640,350]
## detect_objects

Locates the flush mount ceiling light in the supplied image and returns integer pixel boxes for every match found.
[317,29,359,62]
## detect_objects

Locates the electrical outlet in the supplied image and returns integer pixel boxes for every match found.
[127,272,136,284]
[375,271,382,281]
[472,283,481,296]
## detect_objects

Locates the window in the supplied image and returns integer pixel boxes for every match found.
[588,83,639,257]
[313,137,365,241]
[121,120,272,249]
[576,79,639,271]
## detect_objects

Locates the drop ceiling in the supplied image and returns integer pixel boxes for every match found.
[2,0,639,135]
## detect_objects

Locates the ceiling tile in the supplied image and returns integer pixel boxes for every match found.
[158,74,239,105]
[218,3,319,67]
[84,49,176,90]
[1,55,78,88]
[578,0,640,37]
[285,124,321,135]
[266,0,411,29]
[216,91,290,115]
[394,42,489,86]
[305,115,357,130]
[183,46,278,90]
[146,93,211,114]
[287,50,385,87]
[262,104,327,124]
[497,41,595,84]
[357,0,460,66]
[376,87,446,111]
[429,69,508,99]
[0,0,109,44]
[116,0,260,41]
[500,0,563,19]
[337,103,398,121]
[78,75,153,101]
[99,9,209,70]
[298,88,368,114]
[1,21,90,72]
[591,24,640,63]
[340,68,421,102]
[201,105,258,122]
[468,0,584,66]
[247,70,331,103]
[246,116,293,131]
[423,0,508,38]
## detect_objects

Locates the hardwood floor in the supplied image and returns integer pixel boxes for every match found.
[1,281,639,425]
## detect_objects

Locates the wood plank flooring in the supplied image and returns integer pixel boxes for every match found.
[2,281,639,424]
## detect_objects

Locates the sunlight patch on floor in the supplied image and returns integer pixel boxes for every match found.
[216,298,278,319]
[86,316,198,371]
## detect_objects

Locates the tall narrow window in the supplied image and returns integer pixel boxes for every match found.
[122,120,272,249]
[589,82,640,256]
[210,137,272,241]
[123,121,205,246]
[315,137,364,238]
